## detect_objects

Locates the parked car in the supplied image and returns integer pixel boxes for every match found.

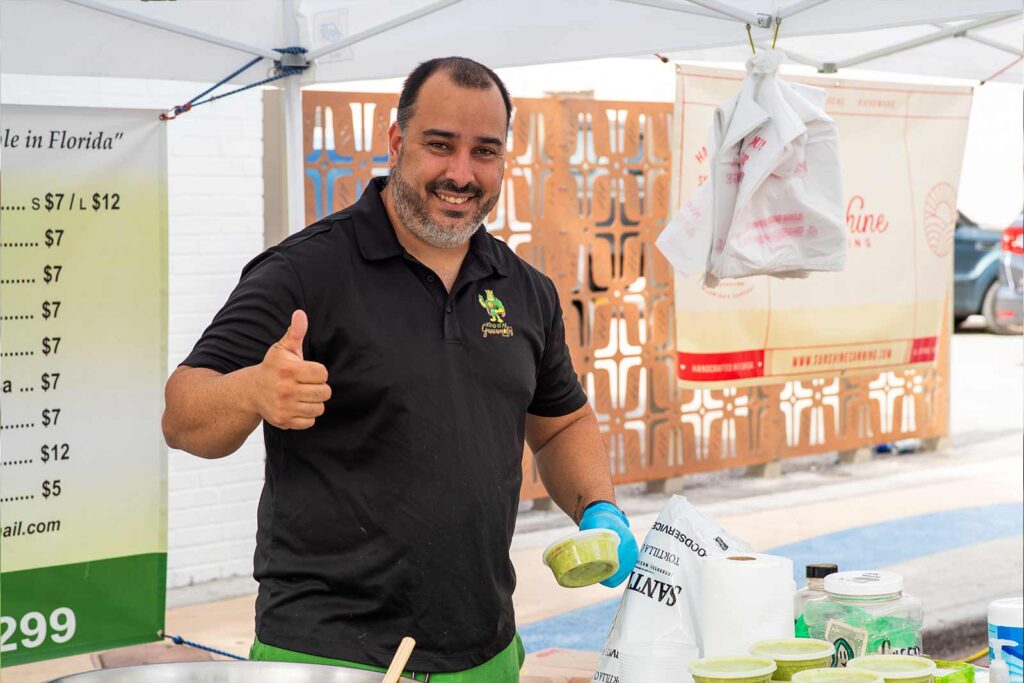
[991,211,1024,334]
[953,211,1005,330]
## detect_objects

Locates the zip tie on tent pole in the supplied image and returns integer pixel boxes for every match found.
[160,46,309,121]
[746,23,756,53]
[159,630,248,660]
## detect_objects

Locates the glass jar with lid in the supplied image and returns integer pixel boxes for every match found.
[803,570,923,667]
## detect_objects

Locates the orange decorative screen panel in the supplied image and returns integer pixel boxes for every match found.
[302,92,948,501]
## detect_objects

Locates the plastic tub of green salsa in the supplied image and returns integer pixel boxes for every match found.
[792,669,885,683]
[542,529,619,588]
[847,655,936,683]
[750,639,836,680]
[690,656,778,683]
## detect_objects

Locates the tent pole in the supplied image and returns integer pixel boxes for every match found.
[62,0,279,60]
[680,0,766,26]
[776,0,833,20]
[611,0,728,20]
[963,33,1024,57]
[611,0,765,25]
[929,24,1023,57]
[283,77,305,235]
[282,0,306,235]
[752,45,823,69]
[835,12,1020,70]
[306,0,463,62]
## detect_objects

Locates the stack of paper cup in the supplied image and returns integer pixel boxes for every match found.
[619,641,699,683]
[699,553,796,657]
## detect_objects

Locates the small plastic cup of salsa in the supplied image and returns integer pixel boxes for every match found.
[792,669,885,683]
[847,655,936,683]
[542,529,619,588]
[750,639,836,680]
[690,656,778,683]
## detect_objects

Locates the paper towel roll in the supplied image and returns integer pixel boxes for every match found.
[698,552,796,657]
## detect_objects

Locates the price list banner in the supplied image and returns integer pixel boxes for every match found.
[0,106,167,666]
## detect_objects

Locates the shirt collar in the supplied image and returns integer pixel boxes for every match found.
[353,176,509,277]
[352,176,404,261]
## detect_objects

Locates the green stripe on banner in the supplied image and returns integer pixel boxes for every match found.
[0,553,166,667]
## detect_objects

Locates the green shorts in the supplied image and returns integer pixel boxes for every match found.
[249,633,525,682]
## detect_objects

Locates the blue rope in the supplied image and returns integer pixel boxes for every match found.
[185,56,264,107]
[188,66,305,108]
[161,632,248,661]
[162,46,308,120]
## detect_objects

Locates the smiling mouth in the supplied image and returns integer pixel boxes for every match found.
[434,191,473,206]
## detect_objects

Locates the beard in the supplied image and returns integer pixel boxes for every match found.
[389,155,500,249]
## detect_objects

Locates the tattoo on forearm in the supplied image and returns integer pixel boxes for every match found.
[572,494,584,524]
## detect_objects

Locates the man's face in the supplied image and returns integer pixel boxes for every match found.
[387,72,507,249]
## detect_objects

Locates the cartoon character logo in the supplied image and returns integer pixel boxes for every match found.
[478,289,506,323]
[478,290,514,338]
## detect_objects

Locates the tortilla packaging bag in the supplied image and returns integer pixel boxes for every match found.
[592,496,751,683]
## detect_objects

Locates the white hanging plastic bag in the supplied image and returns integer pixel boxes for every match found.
[592,496,752,683]
[657,50,846,286]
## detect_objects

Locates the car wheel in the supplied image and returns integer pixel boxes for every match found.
[982,280,1017,334]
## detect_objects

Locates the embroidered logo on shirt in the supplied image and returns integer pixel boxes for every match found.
[477,289,514,338]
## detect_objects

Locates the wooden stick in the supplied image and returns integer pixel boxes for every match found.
[382,637,416,683]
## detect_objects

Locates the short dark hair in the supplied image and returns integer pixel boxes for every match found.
[396,56,513,133]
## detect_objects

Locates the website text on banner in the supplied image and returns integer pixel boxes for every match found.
[0,106,168,667]
[670,65,970,388]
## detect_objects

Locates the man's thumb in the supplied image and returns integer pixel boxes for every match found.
[280,310,307,357]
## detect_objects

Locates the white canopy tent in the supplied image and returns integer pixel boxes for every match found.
[2,0,1021,233]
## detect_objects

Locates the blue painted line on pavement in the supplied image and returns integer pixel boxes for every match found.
[776,502,1023,587]
[519,502,1024,654]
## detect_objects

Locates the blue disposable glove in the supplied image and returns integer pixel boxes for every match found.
[579,501,639,588]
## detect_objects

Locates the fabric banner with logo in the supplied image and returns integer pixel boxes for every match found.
[670,65,970,387]
[0,105,167,666]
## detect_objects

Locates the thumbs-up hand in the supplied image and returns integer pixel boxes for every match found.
[253,310,332,430]
[278,308,308,360]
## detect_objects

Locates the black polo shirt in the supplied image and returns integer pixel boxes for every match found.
[181,176,587,671]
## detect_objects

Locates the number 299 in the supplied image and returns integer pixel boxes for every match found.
[0,607,76,652]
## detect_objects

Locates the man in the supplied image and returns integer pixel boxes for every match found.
[162,56,639,681]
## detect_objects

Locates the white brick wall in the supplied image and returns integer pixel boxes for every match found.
[1,74,267,589]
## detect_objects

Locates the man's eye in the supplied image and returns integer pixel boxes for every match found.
[476,148,497,156]
[428,141,449,150]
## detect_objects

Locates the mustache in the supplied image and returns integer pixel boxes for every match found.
[427,179,483,198]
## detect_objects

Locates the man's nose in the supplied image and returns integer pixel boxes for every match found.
[444,149,474,189]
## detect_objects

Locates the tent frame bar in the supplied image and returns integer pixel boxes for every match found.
[930,23,1023,56]
[612,0,771,27]
[684,0,771,26]
[832,11,1020,70]
[965,33,1024,56]
[307,0,464,61]
[612,0,732,21]
[62,0,280,61]
[754,45,823,69]
[777,0,833,20]
[613,0,833,28]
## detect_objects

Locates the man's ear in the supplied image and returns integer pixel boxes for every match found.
[387,121,403,168]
